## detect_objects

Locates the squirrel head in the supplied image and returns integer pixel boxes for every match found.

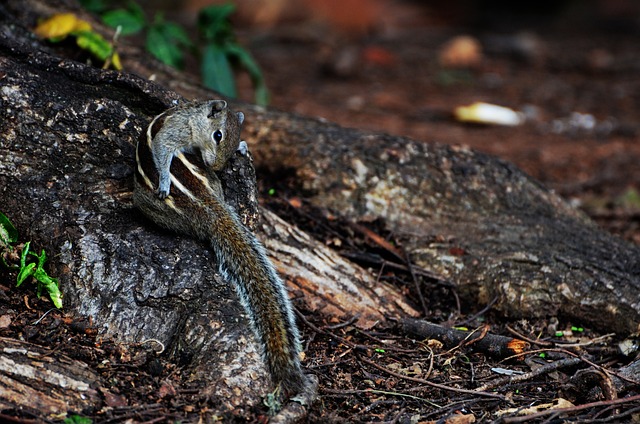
[197,100,244,171]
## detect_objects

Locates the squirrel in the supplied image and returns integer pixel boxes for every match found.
[133,99,310,397]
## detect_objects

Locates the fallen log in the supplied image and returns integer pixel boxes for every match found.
[0,337,102,418]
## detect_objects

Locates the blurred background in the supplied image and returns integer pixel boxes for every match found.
[102,0,640,241]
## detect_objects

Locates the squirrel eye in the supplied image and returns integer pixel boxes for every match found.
[212,130,223,144]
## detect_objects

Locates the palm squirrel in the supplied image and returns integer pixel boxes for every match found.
[133,99,309,396]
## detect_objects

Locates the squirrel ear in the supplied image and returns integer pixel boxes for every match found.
[237,112,244,125]
[208,100,227,117]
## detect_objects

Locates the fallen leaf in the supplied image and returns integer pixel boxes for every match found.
[0,314,11,328]
[34,13,91,39]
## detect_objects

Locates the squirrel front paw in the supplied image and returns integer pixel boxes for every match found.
[156,187,170,199]
[157,177,171,199]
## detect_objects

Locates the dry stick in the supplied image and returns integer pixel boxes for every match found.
[355,327,422,355]
[402,245,429,316]
[325,388,441,408]
[356,328,436,379]
[506,325,554,347]
[476,357,583,392]
[455,295,499,327]
[358,355,505,400]
[324,315,359,330]
[401,318,529,359]
[482,347,640,392]
[347,222,452,287]
[454,325,490,352]
[349,222,404,259]
[340,250,454,286]
[556,333,615,348]
[514,348,640,389]
[500,393,640,423]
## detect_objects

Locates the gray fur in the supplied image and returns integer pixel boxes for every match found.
[151,100,243,199]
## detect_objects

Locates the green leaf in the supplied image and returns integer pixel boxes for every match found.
[35,274,63,308]
[253,83,270,107]
[30,249,63,308]
[197,3,235,41]
[19,241,30,268]
[159,21,192,46]
[17,242,35,286]
[225,43,269,105]
[102,7,145,35]
[201,43,237,97]
[146,17,192,68]
[78,0,108,14]
[64,414,93,424]
[0,212,18,246]
[146,27,181,67]
[74,30,114,61]
[17,263,35,287]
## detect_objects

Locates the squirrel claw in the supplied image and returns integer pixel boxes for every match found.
[156,189,169,200]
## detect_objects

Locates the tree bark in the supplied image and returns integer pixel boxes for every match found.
[0,338,103,418]
[1,0,639,418]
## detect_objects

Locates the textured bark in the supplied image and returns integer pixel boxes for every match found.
[0,338,103,417]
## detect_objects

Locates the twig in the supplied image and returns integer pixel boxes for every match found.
[506,325,554,347]
[455,296,499,327]
[32,307,59,325]
[295,309,414,353]
[340,251,454,286]
[358,355,505,400]
[501,393,640,423]
[402,245,428,316]
[476,357,583,391]
[401,318,529,359]
[349,222,404,260]
[513,348,640,389]
[325,387,441,408]
[323,315,359,330]
[557,333,615,348]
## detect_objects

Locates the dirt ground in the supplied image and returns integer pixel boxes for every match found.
[2,2,640,423]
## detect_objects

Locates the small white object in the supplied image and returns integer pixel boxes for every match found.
[237,140,248,156]
[454,102,524,126]
[491,367,525,376]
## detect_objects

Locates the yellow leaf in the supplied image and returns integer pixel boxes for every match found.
[73,19,92,33]
[34,13,92,39]
[110,52,122,70]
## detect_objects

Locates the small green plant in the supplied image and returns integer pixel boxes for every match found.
[64,415,93,424]
[101,2,192,69]
[198,4,269,105]
[82,0,268,105]
[34,12,122,70]
[0,212,62,308]
[263,386,283,416]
